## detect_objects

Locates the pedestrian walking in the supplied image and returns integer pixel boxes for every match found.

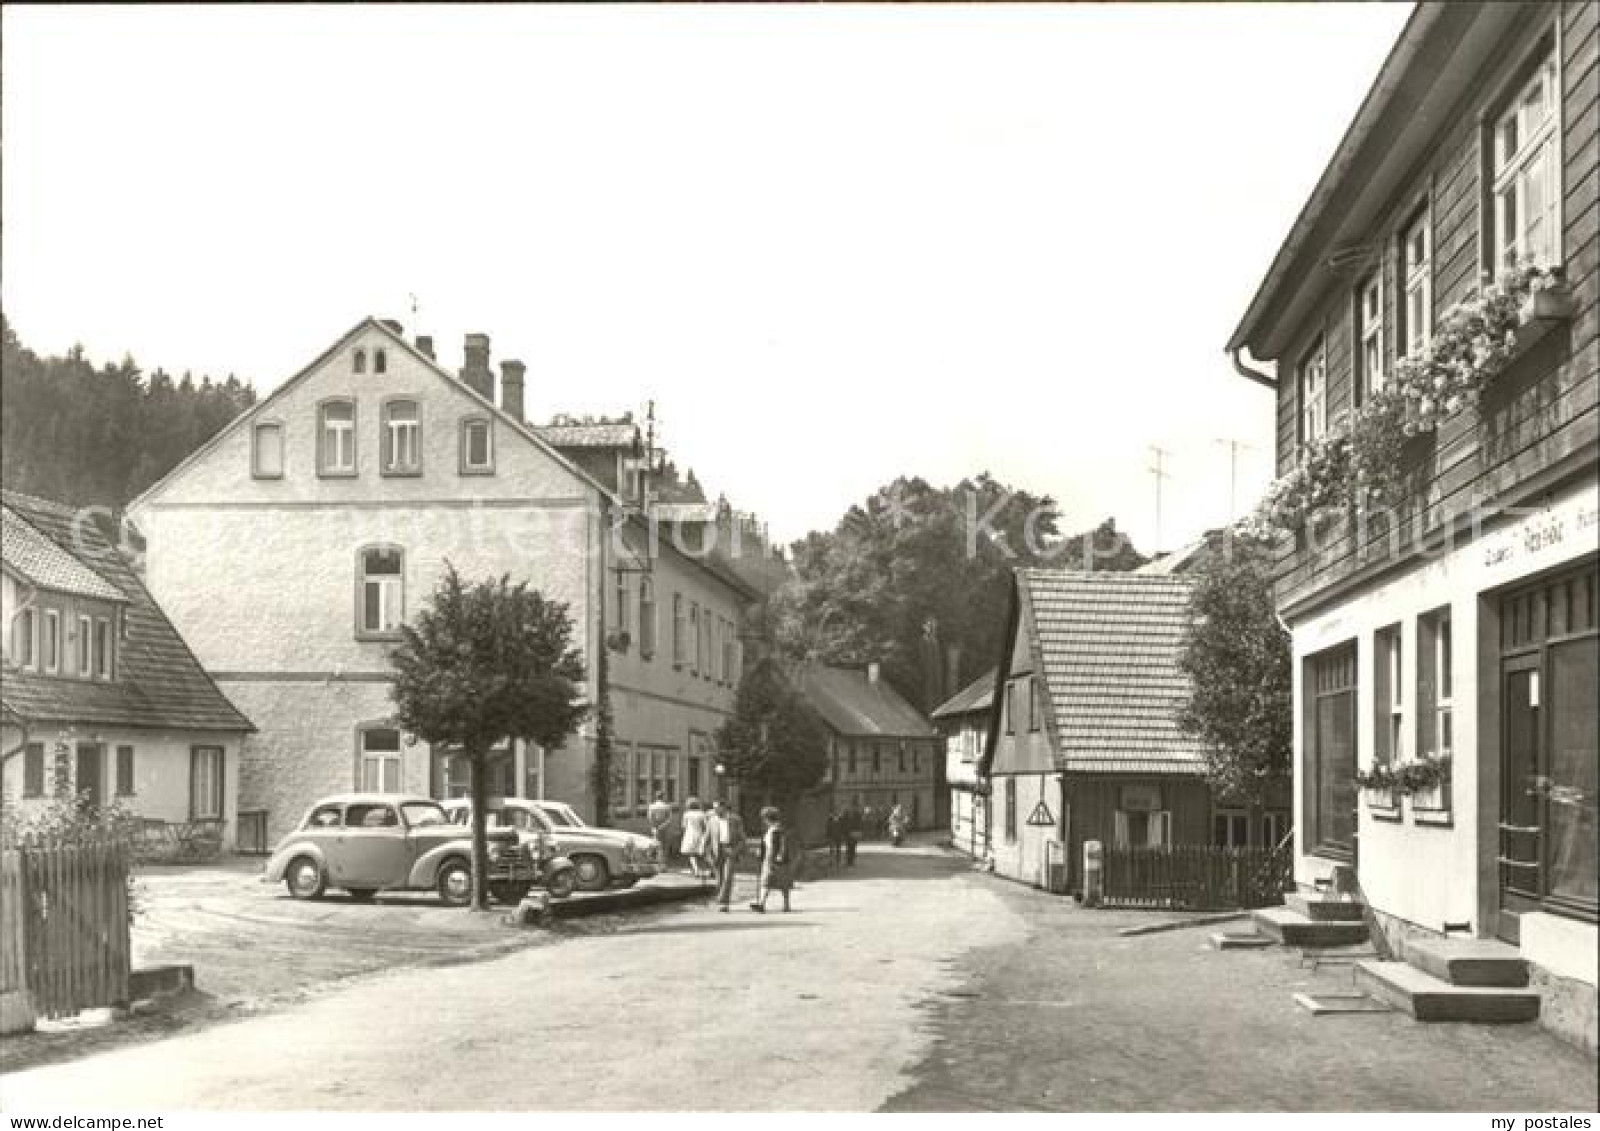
[888,803,908,847]
[647,792,674,864]
[824,808,844,870]
[707,799,746,911]
[679,797,711,880]
[843,801,863,866]
[749,806,795,913]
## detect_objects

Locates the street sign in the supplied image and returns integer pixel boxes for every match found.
[1026,799,1055,827]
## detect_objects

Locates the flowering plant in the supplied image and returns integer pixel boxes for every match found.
[1354,751,1452,795]
[1255,263,1568,534]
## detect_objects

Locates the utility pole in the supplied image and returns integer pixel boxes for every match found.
[1214,437,1254,519]
[1148,445,1171,555]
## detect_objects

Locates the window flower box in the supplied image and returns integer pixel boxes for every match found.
[1519,281,1574,324]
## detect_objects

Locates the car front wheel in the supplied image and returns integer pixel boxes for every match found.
[436,858,473,906]
[573,854,610,892]
[544,866,577,900]
[286,857,325,900]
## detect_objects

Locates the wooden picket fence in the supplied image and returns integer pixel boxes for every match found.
[1101,843,1293,911]
[0,835,132,1022]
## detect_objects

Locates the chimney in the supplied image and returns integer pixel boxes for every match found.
[867,661,880,685]
[461,333,493,400]
[415,334,435,360]
[500,360,526,422]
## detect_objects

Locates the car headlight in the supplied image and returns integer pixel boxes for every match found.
[487,842,503,861]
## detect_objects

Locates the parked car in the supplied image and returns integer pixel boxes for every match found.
[438,799,578,899]
[444,797,661,892]
[265,793,538,907]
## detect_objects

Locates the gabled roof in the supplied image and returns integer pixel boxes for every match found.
[0,491,252,733]
[792,664,935,739]
[2,506,128,603]
[1017,569,1204,775]
[930,668,995,721]
[533,421,641,450]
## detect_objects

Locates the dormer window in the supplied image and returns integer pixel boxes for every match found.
[253,421,285,479]
[381,400,422,475]
[353,349,367,374]
[460,417,493,475]
[318,400,357,476]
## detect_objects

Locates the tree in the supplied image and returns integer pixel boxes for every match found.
[1176,530,1292,806]
[389,565,588,910]
[768,473,1145,710]
[714,659,829,807]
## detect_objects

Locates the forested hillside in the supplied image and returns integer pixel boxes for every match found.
[1,315,256,509]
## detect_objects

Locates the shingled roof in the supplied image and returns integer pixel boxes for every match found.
[931,668,995,721]
[1018,569,1204,775]
[1,491,253,733]
[793,664,935,739]
[532,421,641,450]
[2,505,128,603]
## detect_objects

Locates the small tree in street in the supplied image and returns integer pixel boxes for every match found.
[1176,531,1292,807]
[715,659,828,808]
[390,565,587,911]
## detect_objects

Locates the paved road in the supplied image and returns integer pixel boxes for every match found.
[2,843,1021,1111]
[4,844,1594,1112]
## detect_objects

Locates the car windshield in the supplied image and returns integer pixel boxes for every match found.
[400,801,449,828]
[539,803,586,829]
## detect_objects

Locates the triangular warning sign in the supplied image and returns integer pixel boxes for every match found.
[1026,799,1056,827]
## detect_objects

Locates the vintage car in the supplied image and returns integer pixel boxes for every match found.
[438,798,579,899]
[265,793,538,907]
[444,797,661,892]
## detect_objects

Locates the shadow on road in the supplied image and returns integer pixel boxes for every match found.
[617,919,819,935]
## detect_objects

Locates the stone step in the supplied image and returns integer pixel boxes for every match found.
[1405,938,1529,988]
[1284,892,1366,921]
[1354,960,1540,1023]
[1210,931,1275,951]
[1252,907,1368,948]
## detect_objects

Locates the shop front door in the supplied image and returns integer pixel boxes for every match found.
[1498,658,1542,943]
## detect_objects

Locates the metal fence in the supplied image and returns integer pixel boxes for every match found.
[1101,843,1292,911]
[0,835,132,1021]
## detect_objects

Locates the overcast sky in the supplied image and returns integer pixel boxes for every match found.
[2,3,1412,552]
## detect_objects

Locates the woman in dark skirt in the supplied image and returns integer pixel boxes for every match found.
[749,806,795,913]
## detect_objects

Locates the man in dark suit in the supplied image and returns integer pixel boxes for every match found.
[842,802,863,867]
[707,799,747,911]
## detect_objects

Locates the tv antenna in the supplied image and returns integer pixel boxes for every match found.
[1148,445,1171,555]
[1213,437,1255,518]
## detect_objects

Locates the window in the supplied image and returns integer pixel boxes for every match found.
[616,573,631,646]
[1262,811,1289,850]
[190,745,225,819]
[14,608,36,670]
[1492,55,1560,270]
[22,743,44,798]
[42,610,60,674]
[1355,272,1383,404]
[77,614,92,676]
[95,618,112,679]
[1004,778,1017,842]
[318,400,357,476]
[1115,808,1172,848]
[1004,680,1018,735]
[373,348,387,375]
[460,417,493,475]
[1213,810,1250,849]
[1298,338,1327,444]
[253,421,285,478]
[358,728,401,794]
[1399,210,1431,357]
[898,744,907,774]
[1419,609,1454,758]
[1374,625,1403,765]
[665,750,680,804]
[1027,677,1042,732]
[353,349,367,374]
[357,547,404,638]
[609,743,631,815]
[639,577,657,659]
[673,594,685,667]
[634,748,649,816]
[116,745,135,797]
[381,400,421,475]
[847,743,858,776]
[689,603,700,676]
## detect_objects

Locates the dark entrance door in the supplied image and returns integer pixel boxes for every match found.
[1307,643,1358,860]
[1498,657,1543,943]
[75,743,104,809]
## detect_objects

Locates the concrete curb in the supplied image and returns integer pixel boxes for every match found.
[1117,911,1249,937]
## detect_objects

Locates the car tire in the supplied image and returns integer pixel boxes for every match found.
[286,857,325,900]
[436,857,473,907]
[346,888,378,902]
[544,867,577,900]
[573,854,610,892]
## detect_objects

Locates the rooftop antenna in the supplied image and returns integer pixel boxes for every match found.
[407,293,421,334]
[1213,437,1255,519]
[642,399,657,510]
[1148,445,1171,555]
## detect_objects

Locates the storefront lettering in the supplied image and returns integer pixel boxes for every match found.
[1524,516,1566,554]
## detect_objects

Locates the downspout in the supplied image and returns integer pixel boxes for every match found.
[1231,347,1276,390]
